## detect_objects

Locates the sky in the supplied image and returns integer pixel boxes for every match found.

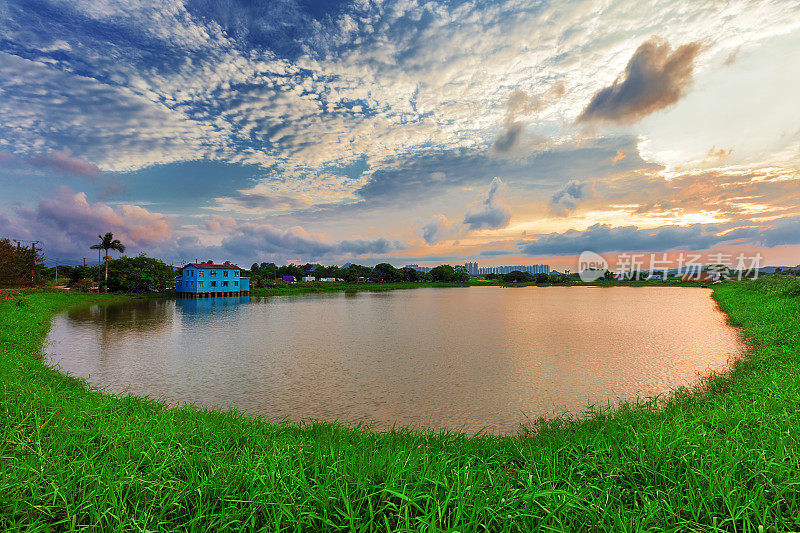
[0,0,799,270]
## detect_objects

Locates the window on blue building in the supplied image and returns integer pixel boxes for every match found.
[234,281,239,286]
[224,271,228,277]
[199,271,203,277]
[222,281,229,287]
[211,281,217,287]
[199,281,203,287]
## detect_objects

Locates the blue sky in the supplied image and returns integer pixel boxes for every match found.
[1,0,799,268]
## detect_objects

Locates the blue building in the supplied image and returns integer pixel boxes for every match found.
[175,262,250,297]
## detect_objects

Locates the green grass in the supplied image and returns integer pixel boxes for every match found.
[1,279,799,531]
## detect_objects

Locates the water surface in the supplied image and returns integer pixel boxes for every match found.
[45,286,743,434]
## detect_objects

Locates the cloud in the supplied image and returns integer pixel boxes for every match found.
[550,180,587,215]
[29,149,100,176]
[0,146,124,199]
[419,214,451,245]
[0,51,225,172]
[518,219,800,256]
[463,177,511,230]
[724,47,741,66]
[354,136,649,209]
[0,185,406,265]
[577,38,701,124]
[220,222,403,261]
[204,215,236,233]
[2,0,798,268]
[611,150,627,165]
[703,146,732,164]
[2,187,173,259]
[493,85,562,154]
[211,190,312,214]
[753,216,800,248]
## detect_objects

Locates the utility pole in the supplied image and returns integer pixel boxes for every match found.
[83,258,86,267]
[30,241,39,284]
[55,257,58,283]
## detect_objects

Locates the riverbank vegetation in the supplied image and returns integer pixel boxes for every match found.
[1,278,799,530]
[250,280,478,297]
[246,261,470,286]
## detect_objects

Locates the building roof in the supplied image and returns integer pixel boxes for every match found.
[183,262,241,270]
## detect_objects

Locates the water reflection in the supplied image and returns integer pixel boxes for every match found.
[66,299,173,332]
[46,287,744,434]
[175,296,250,316]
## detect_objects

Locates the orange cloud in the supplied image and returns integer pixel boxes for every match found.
[611,150,627,165]
[704,146,732,163]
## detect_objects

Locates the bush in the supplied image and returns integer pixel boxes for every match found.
[0,238,44,287]
[743,275,800,297]
[502,270,535,283]
[106,254,175,292]
[68,265,100,287]
[429,265,469,282]
[371,263,404,283]
[70,278,96,292]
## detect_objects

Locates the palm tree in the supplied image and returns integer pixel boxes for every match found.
[90,232,125,289]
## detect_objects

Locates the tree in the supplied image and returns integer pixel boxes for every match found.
[534,272,549,284]
[42,265,75,282]
[343,264,370,282]
[68,265,100,287]
[371,263,403,282]
[106,254,175,292]
[400,266,422,282]
[277,264,304,280]
[429,264,469,282]
[0,238,44,287]
[250,262,277,281]
[90,232,126,289]
[502,270,535,283]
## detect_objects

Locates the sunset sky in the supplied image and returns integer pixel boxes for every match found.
[1,0,798,269]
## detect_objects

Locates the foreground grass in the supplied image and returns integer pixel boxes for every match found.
[1,280,799,531]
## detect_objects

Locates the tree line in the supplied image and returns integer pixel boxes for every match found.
[246,262,469,286]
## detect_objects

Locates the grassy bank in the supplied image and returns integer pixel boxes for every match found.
[249,281,481,297]
[1,280,799,530]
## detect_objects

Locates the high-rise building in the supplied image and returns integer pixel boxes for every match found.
[404,264,431,273]
[464,261,479,275]
[468,262,551,276]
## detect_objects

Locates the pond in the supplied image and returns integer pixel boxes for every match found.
[45,286,744,434]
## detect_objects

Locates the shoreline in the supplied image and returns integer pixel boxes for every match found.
[1,278,798,529]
